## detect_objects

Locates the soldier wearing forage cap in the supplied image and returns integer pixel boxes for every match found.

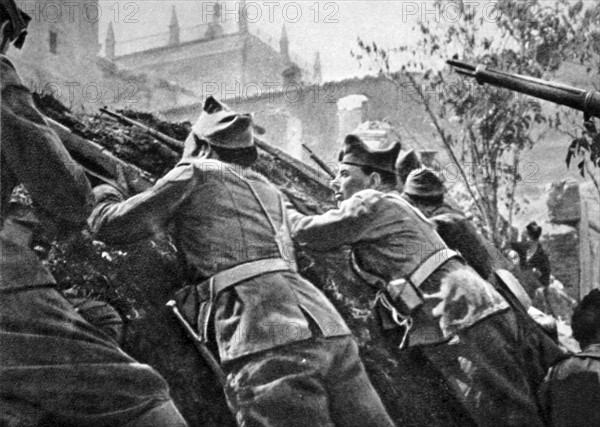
[90,96,395,427]
[402,168,459,214]
[402,168,494,278]
[0,1,187,425]
[288,133,564,426]
[401,166,563,344]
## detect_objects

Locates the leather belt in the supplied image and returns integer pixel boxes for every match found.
[409,249,460,287]
[209,258,294,296]
[351,248,461,289]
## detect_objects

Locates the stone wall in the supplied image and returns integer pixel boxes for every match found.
[115,33,292,99]
[161,73,440,166]
[543,230,580,300]
[116,35,245,96]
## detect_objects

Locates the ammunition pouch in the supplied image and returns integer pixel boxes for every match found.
[351,248,460,317]
[351,248,460,348]
[385,278,424,314]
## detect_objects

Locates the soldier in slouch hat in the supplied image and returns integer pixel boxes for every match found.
[90,96,395,427]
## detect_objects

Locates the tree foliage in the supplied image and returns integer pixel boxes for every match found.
[558,1,600,192]
[353,0,599,245]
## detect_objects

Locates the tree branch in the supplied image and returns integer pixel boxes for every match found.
[398,71,492,232]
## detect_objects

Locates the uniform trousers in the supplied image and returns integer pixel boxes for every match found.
[422,309,562,427]
[0,285,188,427]
[223,335,395,427]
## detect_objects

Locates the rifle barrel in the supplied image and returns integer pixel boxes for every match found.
[301,144,336,179]
[48,117,155,194]
[101,108,332,191]
[448,61,600,118]
[100,107,184,151]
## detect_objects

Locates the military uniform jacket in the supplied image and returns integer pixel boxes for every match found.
[290,189,508,346]
[0,54,93,291]
[90,159,350,361]
[538,344,600,426]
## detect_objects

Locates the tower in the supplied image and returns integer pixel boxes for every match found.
[105,22,115,61]
[168,6,180,46]
[206,2,224,39]
[238,0,248,33]
[313,51,322,84]
[280,24,289,63]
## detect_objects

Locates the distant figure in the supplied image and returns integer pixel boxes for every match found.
[539,289,600,426]
[511,221,551,288]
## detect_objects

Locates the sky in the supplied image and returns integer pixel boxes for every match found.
[98,0,595,81]
[99,1,424,81]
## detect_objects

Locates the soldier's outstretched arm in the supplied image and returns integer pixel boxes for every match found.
[1,57,92,227]
[89,164,196,245]
[291,189,381,251]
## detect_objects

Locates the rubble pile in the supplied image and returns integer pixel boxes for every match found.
[33,94,472,426]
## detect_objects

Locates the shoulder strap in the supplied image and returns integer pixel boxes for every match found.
[572,351,600,360]
[228,167,280,232]
[226,166,294,265]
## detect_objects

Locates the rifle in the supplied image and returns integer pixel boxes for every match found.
[302,144,336,179]
[166,301,226,387]
[447,60,600,119]
[48,118,155,195]
[100,107,332,190]
[100,107,184,152]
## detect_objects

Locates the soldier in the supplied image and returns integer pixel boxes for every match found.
[89,96,395,427]
[539,289,600,426]
[288,134,563,426]
[402,168,497,280]
[402,167,563,342]
[0,1,187,425]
